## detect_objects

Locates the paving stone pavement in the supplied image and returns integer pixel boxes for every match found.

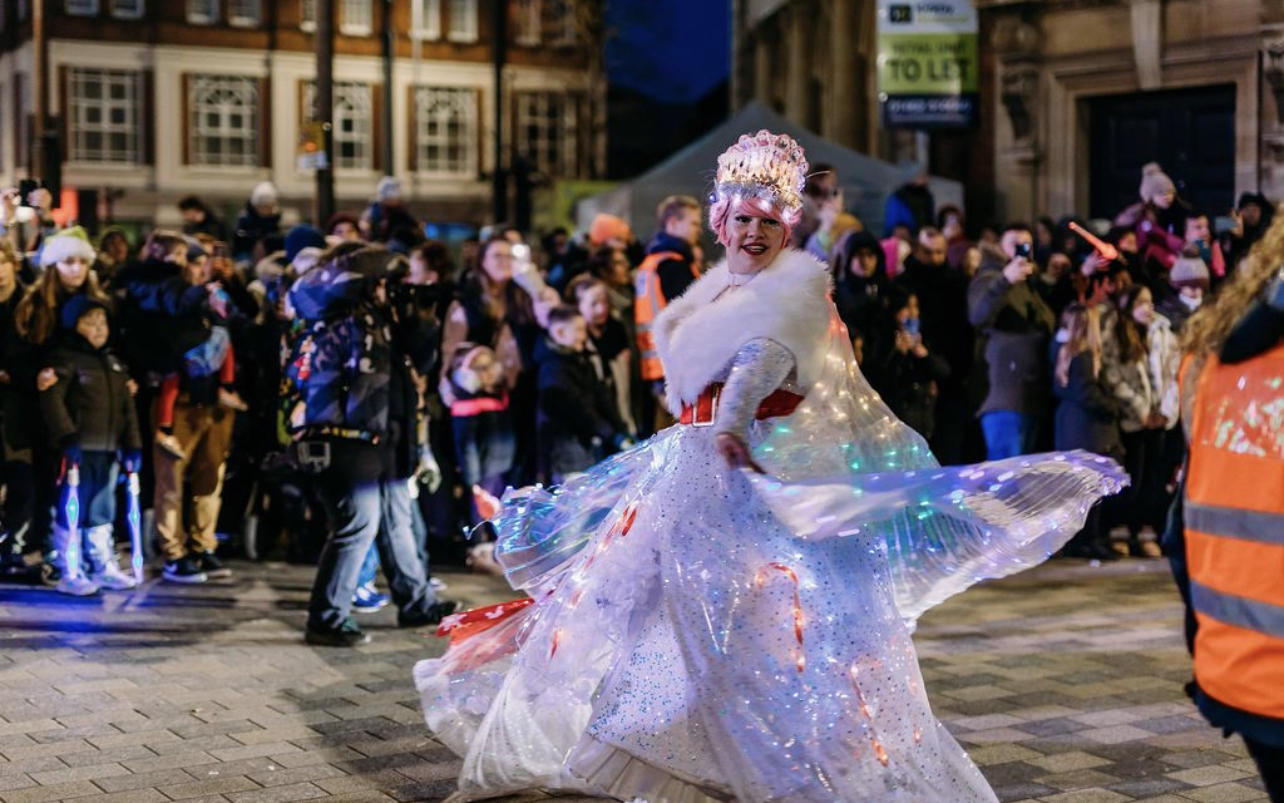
[0,557,1268,803]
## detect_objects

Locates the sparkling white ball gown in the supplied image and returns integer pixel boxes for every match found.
[414,249,1125,803]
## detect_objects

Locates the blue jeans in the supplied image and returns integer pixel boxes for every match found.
[307,476,436,632]
[980,410,1030,461]
[356,543,379,588]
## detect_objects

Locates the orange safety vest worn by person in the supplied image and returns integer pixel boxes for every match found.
[634,195,704,383]
[1183,344,1284,729]
[634,250,697,381]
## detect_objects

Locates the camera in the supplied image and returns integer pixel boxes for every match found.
[1014,242,1032,260]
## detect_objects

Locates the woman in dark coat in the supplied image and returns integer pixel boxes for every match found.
[1052,303,1122,559]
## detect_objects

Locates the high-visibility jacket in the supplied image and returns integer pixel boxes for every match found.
[633,251,696,382]
[1183,342,1284,720]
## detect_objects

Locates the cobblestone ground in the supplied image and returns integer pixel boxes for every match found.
[0,557,1268,803]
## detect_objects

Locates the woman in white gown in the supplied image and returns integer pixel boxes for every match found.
[415,131,1125,803]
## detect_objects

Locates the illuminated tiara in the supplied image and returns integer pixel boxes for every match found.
[714,130,809,216]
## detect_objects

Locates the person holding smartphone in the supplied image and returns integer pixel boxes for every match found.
[877,288,950,440]
[967,223,1057,460]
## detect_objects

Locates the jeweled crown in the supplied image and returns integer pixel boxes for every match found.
[714,130,809,216]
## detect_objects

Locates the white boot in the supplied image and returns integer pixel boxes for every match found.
[85,525,137,590]
[49,525,99,596]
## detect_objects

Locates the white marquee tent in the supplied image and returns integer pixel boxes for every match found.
[577,101,965,247]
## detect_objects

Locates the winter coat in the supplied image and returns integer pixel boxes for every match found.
[1115,201,1188,271]
[1147,313,1181,428]
[363,201,420,245]
[114,258,211,374]
[879,344,949,440]
[882,184,935,237]
[1053,350,1122,458]
[39,332,141,453]
[0,284,31,453]
[536,337,628,476]
[968,248,1056,418]
[233,203,282,261]
[895,256,973,393]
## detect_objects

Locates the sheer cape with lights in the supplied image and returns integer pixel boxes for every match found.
[414,248,1125,803]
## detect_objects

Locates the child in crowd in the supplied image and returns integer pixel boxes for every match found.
[566,274,636,437]
[447,342,515,525]
[536,306,631,484]
[877,289,950,441]
[1053,303,1121,560]
[38,297,142,594]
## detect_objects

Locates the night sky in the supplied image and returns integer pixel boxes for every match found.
[606,0,731,104]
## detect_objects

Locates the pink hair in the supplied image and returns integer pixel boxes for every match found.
[709,192,800,248]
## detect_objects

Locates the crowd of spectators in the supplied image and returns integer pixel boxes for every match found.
[0,160,1270,610]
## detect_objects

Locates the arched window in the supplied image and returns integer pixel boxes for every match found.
[304,81,373,171]
[414,87,476,176]
[188,75,260,167]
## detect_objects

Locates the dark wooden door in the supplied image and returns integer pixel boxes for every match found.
[1088,84,1236,220]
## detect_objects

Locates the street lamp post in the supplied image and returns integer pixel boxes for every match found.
[381,0,395,174]
[314,0,337,225]
[491,0,508,224]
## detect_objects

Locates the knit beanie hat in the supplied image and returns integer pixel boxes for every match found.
[1139,162,1176,203]
[39,226,97,267]
[1170,251,1210,289]
[250,182,279,209]
[589,213,632,246]
[375,176,402,203]
[284,224,326,263]
[60,294,108,331]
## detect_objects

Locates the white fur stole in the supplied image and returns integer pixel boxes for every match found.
[653,248,833,413]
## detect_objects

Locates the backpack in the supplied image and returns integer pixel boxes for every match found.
[284,306,392,442]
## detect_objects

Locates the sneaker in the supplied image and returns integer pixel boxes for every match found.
[156,432,186,460]
[428,576,449,593]
[91,566,138,591]
[195,551,232,579]
[398,600,460,628]
[162,556,208,584]
[218,388,249,412]
[55,574,101,596]
[352,581,389,613]
[305,618,370,647]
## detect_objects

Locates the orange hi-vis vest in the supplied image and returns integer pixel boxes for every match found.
[1182,342,1284,720]
[634,251,696,382]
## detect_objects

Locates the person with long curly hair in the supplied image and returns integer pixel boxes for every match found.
[1169,214,1284,801]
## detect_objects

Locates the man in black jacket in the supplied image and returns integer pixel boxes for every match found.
[287,246,455,647]
[967,224,1056,460]
[894,227,975,463]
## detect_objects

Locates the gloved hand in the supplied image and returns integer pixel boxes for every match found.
[120,448,143,474]
[415,446,443,494]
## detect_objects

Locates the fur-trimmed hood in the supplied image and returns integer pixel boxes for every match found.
[654,248,833,413]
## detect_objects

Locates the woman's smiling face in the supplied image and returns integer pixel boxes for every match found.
[725,210,786,274]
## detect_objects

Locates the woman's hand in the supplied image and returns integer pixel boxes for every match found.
[715,432,765,474]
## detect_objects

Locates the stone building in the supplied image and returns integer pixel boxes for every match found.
[0,0,603,228]
[733,0,1283,227]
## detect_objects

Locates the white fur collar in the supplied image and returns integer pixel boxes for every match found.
[654,248,833,412]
